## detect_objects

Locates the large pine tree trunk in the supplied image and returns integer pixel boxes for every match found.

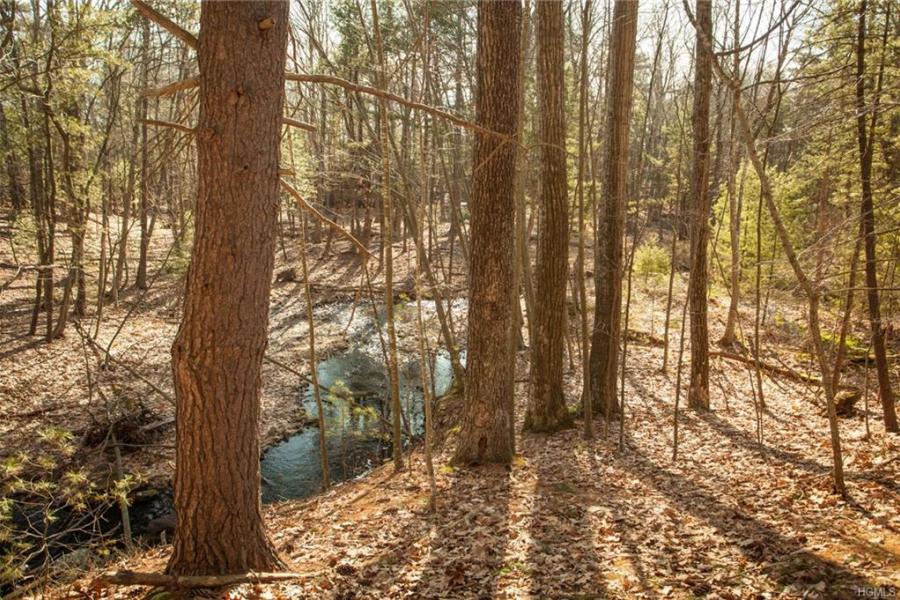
[525,0,572,433]
[687,0,712,411]
[167,0,288,576]
[854,0,897,432]
[588,0,638,417]
[453,0,521,465]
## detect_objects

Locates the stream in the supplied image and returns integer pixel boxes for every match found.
[260,299,464,502]
[2,299,465,589]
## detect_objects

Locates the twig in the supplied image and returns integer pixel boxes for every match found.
[284,72,510,141]
[143,118,195,135]
[72,320,175,406]
[280,179,374,260]
[142,76,199,98]
[283,117,317,133]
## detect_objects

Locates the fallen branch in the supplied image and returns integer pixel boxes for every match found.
[131,0,198,51]
[709,350,857,391]
[97,569,305,588]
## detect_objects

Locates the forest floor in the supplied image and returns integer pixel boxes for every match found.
[2,212,900,599]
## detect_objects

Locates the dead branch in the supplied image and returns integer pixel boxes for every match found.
[130,0,198,51]
[285,72,511,141]
[97,569,306,588]
[142,117,316,138]
[283,117,317,133]
[142,76,199,98]
[710,350,857,391]
[72,320,175,406]
[280,179,374,261]
[143,119,196,135]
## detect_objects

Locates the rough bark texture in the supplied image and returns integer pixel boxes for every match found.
[855,0,897,432]
[525,0,572,433]
[453,0,520,465]
[167,0,288,576]
[687,0,712,411]
[589,0,638,416]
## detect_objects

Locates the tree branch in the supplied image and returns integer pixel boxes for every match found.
[284,72,511,141]
[280,179,374,261]
[143,77,199,98]
[143,119,196,135]
[130,0,198,51]
[283,117,317,133]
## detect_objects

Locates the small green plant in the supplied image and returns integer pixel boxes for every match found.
[633,241,670,283]
[0,426,136,586]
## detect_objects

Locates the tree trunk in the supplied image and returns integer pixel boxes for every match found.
[576,0,593,438]
[0,105,25,212]
[588,0,638,417]
[167,0,288,575]
[135,18,151,290]
[370,0,405,471]
[854,0,897,432]
[720,0,742,346]
[453,0,520,465]
[687,0,712,411]
[525,0,572,433]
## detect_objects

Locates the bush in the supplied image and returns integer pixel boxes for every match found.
[633,241,670,282]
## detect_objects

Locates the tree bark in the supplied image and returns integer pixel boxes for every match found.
[167,0,288,575]
[525,0,572,433]
[589,0,638,417]
[0,105,25,212]
[453,0,520,465]
[854,0,897,432]
[687,0,712,411]
[135,18,150,290]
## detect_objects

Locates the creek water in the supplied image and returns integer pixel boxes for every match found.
[260,299,464,502]
[2,299,464,589]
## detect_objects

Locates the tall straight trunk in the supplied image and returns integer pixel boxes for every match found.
[685,0,847,496]
[525,0,572,433]
[576,0,593,438]
[135,18,150,290]
[0,105,25,212]
[167,0,288,575]
[370,0,404,470]
[687,0,712,411]
[514,0,534,347]
[113,30,148,300]
[454,0,521,465]
[720,0,742,346]
[854,0,897,432]
[588,0,638,417]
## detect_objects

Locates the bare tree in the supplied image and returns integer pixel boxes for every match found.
[854,0,897,432]
[589,0,639,419]
[168,1,288,575]
[525,0,573,433]
[454,0,521,465]
[686,0,712,411]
